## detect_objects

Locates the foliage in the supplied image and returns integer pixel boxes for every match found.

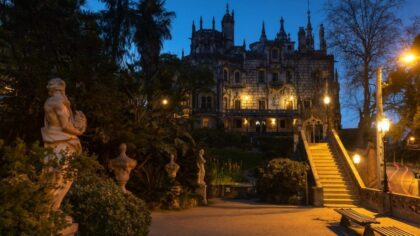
[192,128,251,149]
[64,154,151,236]
[0,140,68,235]
[256,158,308,204]
[255,136,294,159]
[206,156,246,185]
[325,0,403,146]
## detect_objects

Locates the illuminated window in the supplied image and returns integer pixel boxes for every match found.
[202,117,209,128]
[234,100,241,110]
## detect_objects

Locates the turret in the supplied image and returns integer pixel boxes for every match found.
[276,17,288,42]
[243,39,246,49]
[222,4,234,49]
[200,16,203,30]
[319,24,326,53]
[260,21,267,42]
[298,27,306,51]
[191,20,196,37]
[212,16,215,30]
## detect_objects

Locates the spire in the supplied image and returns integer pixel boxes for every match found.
[260,21,267,42]
[243,39,246,49]
[181,49,184,59]
[212,16,215,30]
[226,3,229,13]
[192,21,196,36]
[231,10,234,21]
[200,16,203,30]
[319,23,326,53]
[277,17,287,41]
[305,0,314,51]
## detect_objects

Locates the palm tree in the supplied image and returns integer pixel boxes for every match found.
[134,0,175,82]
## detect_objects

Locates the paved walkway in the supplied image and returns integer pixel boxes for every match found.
[150,198,420,236]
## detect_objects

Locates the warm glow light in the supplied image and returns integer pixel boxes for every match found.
[400,52,418,64]
[323,95,331,105]
[289,96,294,101]
[352,154,361,164]
[162,99,168,105]
[409,136,415,143]
[244,95,250,101]
[270,118,276,125]
[377,118,390,133]
[244,118,248,125]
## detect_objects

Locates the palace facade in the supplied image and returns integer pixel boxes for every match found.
[186,5,340,137]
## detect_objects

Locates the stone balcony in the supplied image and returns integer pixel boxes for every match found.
[225,109,298,117]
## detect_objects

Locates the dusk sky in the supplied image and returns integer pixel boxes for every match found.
[86,0,419,128]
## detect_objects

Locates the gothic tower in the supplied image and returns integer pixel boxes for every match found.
[222,4,234,49]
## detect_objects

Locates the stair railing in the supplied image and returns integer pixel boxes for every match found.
[300,129,324,206]
[329,129,366,190]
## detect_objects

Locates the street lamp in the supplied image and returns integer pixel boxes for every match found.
[400,51,419,65]
[352,154,361,165]
[162,99,169,106]
[323,95,331,136]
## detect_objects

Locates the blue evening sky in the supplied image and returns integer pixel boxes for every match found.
[85,0,419,128]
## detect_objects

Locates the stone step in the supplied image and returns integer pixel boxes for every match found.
[324,193,359,200]
[320,179,348,184]
[317,171,342,175]
[324,204,358,208]
[323,188,353,194]
[323,198,358,205]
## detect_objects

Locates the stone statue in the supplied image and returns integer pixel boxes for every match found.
[165,153,180,180]
[109,143,137,193]
[41,78,86,211]
[197,149,206,186]
[41,78,86,235]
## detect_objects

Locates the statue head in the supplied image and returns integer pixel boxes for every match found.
[169,153,176,162]
[119,143,127,155]
[47,78,66,96]
[199,149,205,156]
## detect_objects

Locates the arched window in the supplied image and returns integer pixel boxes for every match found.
[234,100,241,110]
[258,70,265,83]
[223,69,228,81]
[201,96,206,109]
[234,71,241,84]
[271,49,279,59]
[272,72,279,82]
[206,96,212,109]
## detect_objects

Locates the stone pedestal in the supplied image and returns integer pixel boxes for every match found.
[59,216,78,236]
[196,184,207,205]
[169,185,182,209]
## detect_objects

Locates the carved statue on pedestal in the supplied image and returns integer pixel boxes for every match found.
[197,149,206,186]
[109,143,137,193]
[165,153,180,181]
[41,78,86,235]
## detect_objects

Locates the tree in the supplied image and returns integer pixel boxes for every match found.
[133,0,175,84]
[100,0,134,63]
[325,0,402,146]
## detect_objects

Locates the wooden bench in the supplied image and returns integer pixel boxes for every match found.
[334,208,379,236]
[372,226,416,236]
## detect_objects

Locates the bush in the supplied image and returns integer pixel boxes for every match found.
[256,158,308,204]
[64,156,151,236]
[0,140,68,235]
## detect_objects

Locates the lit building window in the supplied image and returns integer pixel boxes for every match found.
[202,118,209,128]
[234,100,241,110]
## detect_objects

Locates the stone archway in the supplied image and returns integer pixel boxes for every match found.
[303,116,327,143]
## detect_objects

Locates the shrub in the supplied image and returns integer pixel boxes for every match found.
[64,155,151,236]
[0,140,68,235]
[256,158,308,204]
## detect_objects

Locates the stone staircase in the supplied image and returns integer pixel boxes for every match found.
[308,143,359,207]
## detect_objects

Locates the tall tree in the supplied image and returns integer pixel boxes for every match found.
[325,0,402,146]
[133,0,175,83]
[100,0,134,63]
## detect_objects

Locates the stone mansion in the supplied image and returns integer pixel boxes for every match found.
[185,5,340,137]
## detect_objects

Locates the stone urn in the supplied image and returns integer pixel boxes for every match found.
[109,143,137,193]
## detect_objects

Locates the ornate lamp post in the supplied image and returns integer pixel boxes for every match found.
[323,95,331,137]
